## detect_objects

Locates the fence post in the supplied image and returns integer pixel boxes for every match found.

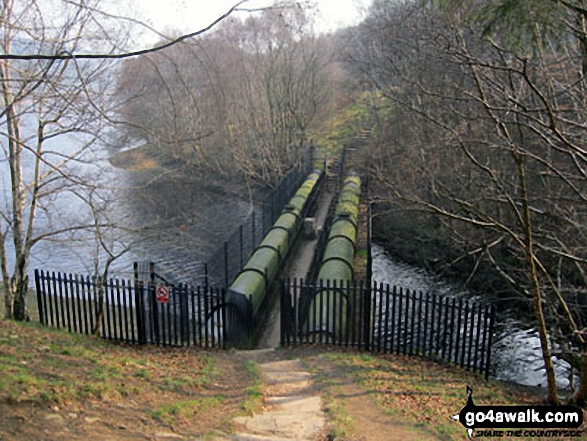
[180,284,189,345]
[362,281,371,351]
[150,282,160,345]
[134,264,146,344]
[485,305,496,380]
[34,269,45,325]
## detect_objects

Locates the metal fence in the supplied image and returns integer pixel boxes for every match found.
[205,168,305,289]
[34,269,246,348]
[281,279,495,378]
[134,146,319,290]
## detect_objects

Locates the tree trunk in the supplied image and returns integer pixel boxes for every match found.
[92,278,105,335]
[3,285,13,320]
[517,157,560,405]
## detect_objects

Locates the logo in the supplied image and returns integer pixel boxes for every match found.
[451,386,583,438]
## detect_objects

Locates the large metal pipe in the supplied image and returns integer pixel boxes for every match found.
[227,168,324,342]
[307,174,361,338]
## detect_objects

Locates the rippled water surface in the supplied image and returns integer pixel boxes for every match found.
[371,244,574,389]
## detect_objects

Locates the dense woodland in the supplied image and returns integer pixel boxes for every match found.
[1,0,587,405]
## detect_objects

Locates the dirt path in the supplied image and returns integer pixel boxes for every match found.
[229,349,326,441]
[213,349,441,441]
[308,353,441,441]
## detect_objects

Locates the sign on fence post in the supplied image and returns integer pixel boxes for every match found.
[156,285,170,304]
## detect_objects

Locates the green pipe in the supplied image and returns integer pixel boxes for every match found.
[306,174,362,339]
[229,169,324,324]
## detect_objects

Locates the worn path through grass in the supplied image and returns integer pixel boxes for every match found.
[2,320,577,441]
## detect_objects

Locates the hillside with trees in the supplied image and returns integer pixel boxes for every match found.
[115,5,343,186]
[342,0,587,405]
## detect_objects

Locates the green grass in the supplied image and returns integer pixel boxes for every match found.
[304,358,354,439]
[240,360,263,415]
[151,396,225,423]
[318,352,544,440]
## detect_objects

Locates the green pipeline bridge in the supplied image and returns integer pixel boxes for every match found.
[34,144,495,378]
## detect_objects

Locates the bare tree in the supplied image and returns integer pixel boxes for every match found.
[0,0,247,322]
[348,0,587,405]
[116,2,330,186]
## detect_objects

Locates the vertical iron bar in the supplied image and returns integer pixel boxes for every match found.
[437,294,444,358]
[429,293,437,357]
[474,302,483,374]
[203,288,209,349]
[455,297,463,366]
[447,297,456,364]
[190,286,196,346]
[48,272,57,328]
[281,279,286,346]
[362,281,370,351]
[87,276,95,336]
[117,279,124,341]
[57,273,66,330]
[370,281,377,354]
[394,286,407,354]
[34,270,45,325]
[466,302,475,370]
[410,289,416,356]
[378,283,385,353]
[66,274,77,334]
[416,291,423,355]
[63,273,73,333]
[484,305,496,380]
[103,280,111,339]
[384,284,391,354]
[41,271,50,327]
[75,274,84,335]
[422,292,429,357]
[460,302,470,368]
[197,285,203,345]
[440,296,449,360]
[221,288,228,349]
[403,288,410,355]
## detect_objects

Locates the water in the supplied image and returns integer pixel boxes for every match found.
[371,244,574,389]
[1,123,253,284]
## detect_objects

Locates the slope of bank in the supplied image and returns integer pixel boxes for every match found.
[0,320,563,441]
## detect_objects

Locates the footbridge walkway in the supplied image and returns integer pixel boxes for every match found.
[34,142,495,379]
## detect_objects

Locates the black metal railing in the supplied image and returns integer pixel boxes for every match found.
[34,269,249,348]
[205,167,304,289]
[281,279,495,378]
[134,145,319,291]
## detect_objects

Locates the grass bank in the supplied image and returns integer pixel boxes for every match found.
[307,351,550,440]
[0,319,256,440]
[2,320,581,440]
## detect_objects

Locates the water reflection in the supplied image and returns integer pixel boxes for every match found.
[2,140,253,283]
